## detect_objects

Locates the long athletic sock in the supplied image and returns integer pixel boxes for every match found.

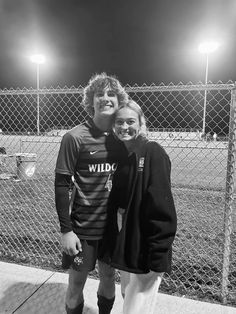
[97,294,115,314]
[65,301,84,314]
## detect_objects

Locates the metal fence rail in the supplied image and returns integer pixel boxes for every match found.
[0,82,235,306]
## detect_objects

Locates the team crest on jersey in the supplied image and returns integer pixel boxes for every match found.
[138,157,145,171]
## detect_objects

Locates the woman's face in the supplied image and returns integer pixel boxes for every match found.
[114,107,140,142]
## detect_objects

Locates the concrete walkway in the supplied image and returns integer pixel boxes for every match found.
[0,261,236,314]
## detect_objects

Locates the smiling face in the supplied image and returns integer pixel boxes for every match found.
[93,86,119,118]
[114,107,141,142]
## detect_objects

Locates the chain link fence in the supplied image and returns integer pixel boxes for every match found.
[0,82,235,306]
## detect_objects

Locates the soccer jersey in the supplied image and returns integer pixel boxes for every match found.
[55,119,126,240]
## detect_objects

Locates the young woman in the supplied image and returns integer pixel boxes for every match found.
[102,100,177,314]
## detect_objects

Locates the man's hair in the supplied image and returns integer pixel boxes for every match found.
[114,100,147,136]
[82,72,129,116]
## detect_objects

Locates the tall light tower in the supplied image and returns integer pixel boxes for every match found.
[30,54,45,135]
[198,41,219,136]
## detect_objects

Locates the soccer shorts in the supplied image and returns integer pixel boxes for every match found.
[62,239,100,272]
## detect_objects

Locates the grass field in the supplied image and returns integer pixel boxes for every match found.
[0,134,235,306]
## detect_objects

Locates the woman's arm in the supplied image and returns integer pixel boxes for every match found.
[145,144,177,272]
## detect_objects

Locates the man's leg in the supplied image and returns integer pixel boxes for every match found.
[122,271,163,314]
[97,260,116,314]
[65,268,88,314]
[65,239,98,313]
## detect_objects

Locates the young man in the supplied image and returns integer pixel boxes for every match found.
[54,73,128,314]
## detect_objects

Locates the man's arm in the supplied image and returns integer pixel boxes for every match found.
[55,173,82,255]
[54,173,72,232]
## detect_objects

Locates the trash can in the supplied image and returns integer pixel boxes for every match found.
[16,153,37,180]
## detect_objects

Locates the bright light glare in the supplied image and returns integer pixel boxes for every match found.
[30,54,46,64]
[198,41,220,54]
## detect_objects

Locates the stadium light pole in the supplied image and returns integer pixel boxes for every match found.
[30,54,45,135]
[198,41,219,136]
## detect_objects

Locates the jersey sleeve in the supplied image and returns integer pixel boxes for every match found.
[55,132,80,175]
[54,173,73,233]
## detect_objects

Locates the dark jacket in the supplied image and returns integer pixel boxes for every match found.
[102,136,177,274]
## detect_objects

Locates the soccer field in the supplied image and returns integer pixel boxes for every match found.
[0,135,235,305]
[0,134,229,190]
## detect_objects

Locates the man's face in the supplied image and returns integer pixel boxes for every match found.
[93,86,119,118]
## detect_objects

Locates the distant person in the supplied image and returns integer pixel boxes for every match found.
[0,147,6,166]
[54,73,129,314]
[206,132,211,141]
[213,132,217,142]
[101,100,177,314]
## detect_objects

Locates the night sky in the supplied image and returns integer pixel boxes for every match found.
[0,0,235,88]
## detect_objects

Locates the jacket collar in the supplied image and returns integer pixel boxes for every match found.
[128,135,149,156]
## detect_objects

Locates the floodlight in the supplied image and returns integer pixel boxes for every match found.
[198,41,220,54]
[30,54,45,64]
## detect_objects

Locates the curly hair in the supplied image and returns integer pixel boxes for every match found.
[82,72,129,116]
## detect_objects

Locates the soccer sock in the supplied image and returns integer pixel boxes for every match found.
[65,300,84,314]
[97,294,115,314]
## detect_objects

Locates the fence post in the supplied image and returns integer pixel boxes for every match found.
[20,138,22,153]
[221,84,236,303]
